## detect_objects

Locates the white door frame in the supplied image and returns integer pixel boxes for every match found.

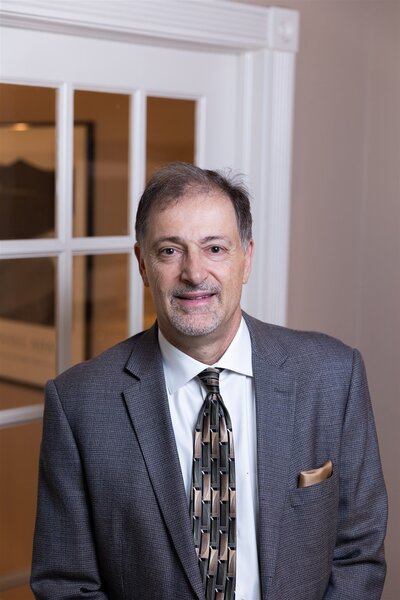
[0,9,298,591]
[0,0,299,328]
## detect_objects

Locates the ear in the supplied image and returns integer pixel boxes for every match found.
[134,243,150,287]
[242,239,254,284]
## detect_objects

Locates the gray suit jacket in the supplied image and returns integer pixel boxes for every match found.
[31,314,387,599]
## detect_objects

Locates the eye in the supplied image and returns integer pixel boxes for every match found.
[160,247,176,256]
[209,246,223,254]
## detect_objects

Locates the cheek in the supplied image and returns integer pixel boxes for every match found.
[146,264,177,293]
[226,265,247,291]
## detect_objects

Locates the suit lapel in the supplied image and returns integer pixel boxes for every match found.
[245,315,296,593]
[122,317,296,598]
[123,326,204,600]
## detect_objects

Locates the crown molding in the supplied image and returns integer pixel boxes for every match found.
[0,0,299,53]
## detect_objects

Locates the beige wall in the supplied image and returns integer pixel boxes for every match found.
[236,1,399,597]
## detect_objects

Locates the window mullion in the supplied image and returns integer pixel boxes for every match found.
[56,83,73,374]
[128,89,146,335]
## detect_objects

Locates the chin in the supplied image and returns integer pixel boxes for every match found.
[169,314,221,338]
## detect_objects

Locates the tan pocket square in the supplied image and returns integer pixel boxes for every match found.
[298,459,333,488]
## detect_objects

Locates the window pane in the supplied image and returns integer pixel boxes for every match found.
[144,97,196,326]
[0,382,43,413]
[0,84,56,240]
[73,91,130,237]
[0,584,33,600]
[72,254,129,362]
[0,422,42,584]
[146,96,196,179]
[0,258,56,408]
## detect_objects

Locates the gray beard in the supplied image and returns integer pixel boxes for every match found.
[168,310,221,337]
[168,284,222,337]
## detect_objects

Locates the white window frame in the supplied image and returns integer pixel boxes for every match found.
[0,0,299,430]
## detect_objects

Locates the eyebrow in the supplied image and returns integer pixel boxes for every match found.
[151,235,233,249]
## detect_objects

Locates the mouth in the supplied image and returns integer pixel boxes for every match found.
[172,288,219,308]
[176,293,215,300]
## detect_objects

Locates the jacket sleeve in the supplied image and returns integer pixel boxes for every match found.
[31,379,109,599]
[323,349,388,599]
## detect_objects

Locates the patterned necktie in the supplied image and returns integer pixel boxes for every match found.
[190,367,236,600]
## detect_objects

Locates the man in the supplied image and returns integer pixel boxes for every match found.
[31,162,387,599]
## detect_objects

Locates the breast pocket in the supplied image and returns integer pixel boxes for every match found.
[289,467,339,507]
[278,468,340,581]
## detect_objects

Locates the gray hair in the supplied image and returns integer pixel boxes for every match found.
[135,162,252,248]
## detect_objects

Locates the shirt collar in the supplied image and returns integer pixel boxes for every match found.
[158,318,253,395]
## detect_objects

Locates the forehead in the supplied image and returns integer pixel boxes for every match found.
[148,190,237,228]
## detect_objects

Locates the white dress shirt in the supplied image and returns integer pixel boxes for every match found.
[159,319,261,600]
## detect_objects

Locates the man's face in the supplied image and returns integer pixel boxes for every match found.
[135,190,253,351]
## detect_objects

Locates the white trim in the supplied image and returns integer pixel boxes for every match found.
[264,51,296,325]
[70,237,135,253]
[195,96,207,169]
[236,51,254,176]
[268,7,300,53]
[56,84,73,372]
[57,83,73,244]
[57,250,72,373]
[0,237,137,256]
[0,403,44,428]
[129,89,146,334]
[240,48,296,325]
[0,239,65,257]
[0,0,299,53]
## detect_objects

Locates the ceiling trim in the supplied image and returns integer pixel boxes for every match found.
[0,0,299,53]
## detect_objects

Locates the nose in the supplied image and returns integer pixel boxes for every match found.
[180,248,207,286]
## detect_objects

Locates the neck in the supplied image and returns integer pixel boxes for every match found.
[160,318,241,365]
[174,337,232,365]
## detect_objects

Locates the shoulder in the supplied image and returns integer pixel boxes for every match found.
[52,326,158,398]
[244,314,367,403]
[244,313,357,374]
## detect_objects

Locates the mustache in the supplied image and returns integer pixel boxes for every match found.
[171,283,221,297]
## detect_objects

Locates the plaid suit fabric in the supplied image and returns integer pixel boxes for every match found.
[31,315,387,599]
[191,368,236,600]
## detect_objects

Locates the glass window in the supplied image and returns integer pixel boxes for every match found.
[0,84,56,240]
[146,96,196,179]
[72,254,129,362]
[0,584,33,599]
[0,257,56,409]
[0,421,42,598]
[73,91,130,237]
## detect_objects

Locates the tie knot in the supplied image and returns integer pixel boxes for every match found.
[198,367,221,395]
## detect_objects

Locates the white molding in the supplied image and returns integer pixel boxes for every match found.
[0,236,135,257]
[0,0,299,53]
[268,7,299,53]
[129,89,146,335]
[263,51,295,325]
[0,238,65,257]
[0,403,44,428]
[56,83,73,372]
[241,48,296,325]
